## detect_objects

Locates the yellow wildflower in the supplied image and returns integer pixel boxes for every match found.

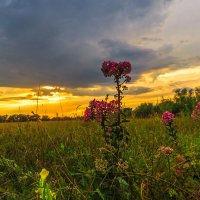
[40,168,49,180]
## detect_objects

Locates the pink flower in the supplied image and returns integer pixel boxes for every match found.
[101,61,132,78]
[125,75,131,83]
[191,102,200,120]
[84,99,118,122]
[162,111,175,125]
[118,61,131,75]
[84,107,93,121]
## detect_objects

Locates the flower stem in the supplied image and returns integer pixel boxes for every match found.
[116,77,121,126]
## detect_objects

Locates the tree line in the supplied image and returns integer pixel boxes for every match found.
[133,87,200,118]
[0,113,78,123]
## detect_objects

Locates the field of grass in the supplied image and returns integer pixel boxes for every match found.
[0,117,200,199]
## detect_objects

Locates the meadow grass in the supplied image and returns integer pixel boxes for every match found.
[0,117,199,199]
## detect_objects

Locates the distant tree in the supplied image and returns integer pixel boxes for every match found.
[29,114,40,121]
[134,103,154,118]
[18,114,29,122]
[0,115,7,122]
[195,87,200,102]
[133,87,200,118]
[123,107,132,118]
[41,115,50,121]
[188,88,194,97]
[159,98,174,113]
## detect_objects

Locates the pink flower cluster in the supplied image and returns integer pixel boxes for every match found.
[101,61,131,81]
[162,111,175,125]
[84,99,118,122]
[191,102,200,120]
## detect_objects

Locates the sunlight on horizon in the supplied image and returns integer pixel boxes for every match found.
[0,65,200,116]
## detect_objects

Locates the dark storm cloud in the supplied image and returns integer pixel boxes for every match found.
[100,39,176,79]
[0,0,174,88]
[70,86,153,96]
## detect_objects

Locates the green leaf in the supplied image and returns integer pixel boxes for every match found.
[117,177,129,190]
[168,188,177,197]
[60,143,65,153]
[95,188,105,200]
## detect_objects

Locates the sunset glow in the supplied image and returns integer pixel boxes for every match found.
[0,0,200,117]
[0,64,199,117]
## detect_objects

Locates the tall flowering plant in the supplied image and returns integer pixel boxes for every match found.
[191,102,200,120]
[162,111,178,146]
[84,61,133,199]
[84,61,131,152]
[101,61,131,125]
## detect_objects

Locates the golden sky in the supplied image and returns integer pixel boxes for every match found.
[0,0,200,116]
[1,65,200,117]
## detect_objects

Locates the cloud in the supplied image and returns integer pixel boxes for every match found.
[69,85,153,97]
[99,39,176,79]
[141,37,163,42]
[0,0,13,7]
[128,86,154,95]
[31,86,70,97]
[0,0,175,88]
[0,95,33,102]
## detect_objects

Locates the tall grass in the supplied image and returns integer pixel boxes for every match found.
[0,118,199,199]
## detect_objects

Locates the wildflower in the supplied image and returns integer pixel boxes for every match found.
[40,168,49,181]
[125,75,131,83]
[84,99,118,122]
[101,61,132,78]
[84,107,93,121]
[36,168,57,199]
[191,102,200,120]
[162,111,175,125]
[158,146,174,156]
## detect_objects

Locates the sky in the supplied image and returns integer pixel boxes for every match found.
[0,0,200,116]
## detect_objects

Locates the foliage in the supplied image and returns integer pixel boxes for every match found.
[134,87,200,118]
[0,64,199,199]
[0,113,75,123]
[134,103,157,118]
[84,61,133,199]
[0,118,199,199]
[35,168,56,200]
[0,156,34,199]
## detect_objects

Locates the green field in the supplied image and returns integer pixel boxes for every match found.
[0,118,200,199]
